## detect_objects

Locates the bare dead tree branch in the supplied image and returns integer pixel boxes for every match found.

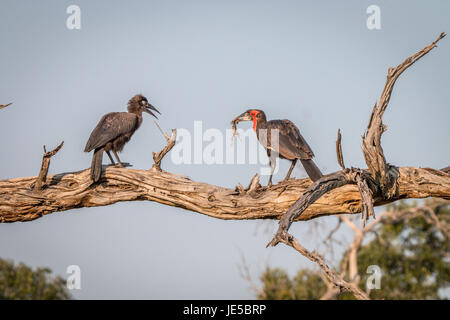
[278,233,369,300]
[237,253,266,299]
[362,32,446,198]
[268,33,448,246]
[388,202,450,239]
[152,126,177,172]
[319,273,340,300]
[324,217,343,244]
[336,129,345,170]
[265,32,448,299]
[267,169,380,247]
[0,34,447,243]
[317,200,449,299]
[33,141,64,191]
[0,166,447,223]
[356,173,375,228]
[0,102,13,110]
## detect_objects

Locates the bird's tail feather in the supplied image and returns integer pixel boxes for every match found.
[91,148,103,182]
[300,159,323,182]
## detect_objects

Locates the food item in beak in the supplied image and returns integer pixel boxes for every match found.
[230,116,243,146]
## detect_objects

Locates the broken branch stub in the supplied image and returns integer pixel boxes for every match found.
[152,128,177,172]
[33,141,64,190]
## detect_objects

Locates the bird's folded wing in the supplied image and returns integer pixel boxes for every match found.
[84,112,138,152]
[269,120,314,160]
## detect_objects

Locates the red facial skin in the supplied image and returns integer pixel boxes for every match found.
[250,110,259,131]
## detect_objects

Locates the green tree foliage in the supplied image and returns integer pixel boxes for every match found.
[258,200,449,300]
[358,201,449,299]
[0,258,71,300]
[259,268,326,299]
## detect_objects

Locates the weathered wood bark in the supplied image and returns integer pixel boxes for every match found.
[152,128,177,172]
[0,32,448,236]
[267,166,450,247]
[33,141,64,190]
[0,166,448,222]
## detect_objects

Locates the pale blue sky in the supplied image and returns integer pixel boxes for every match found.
[0,0,449,299]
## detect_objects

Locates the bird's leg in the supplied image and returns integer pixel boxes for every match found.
[267,152,277,187]
[112,150,124,168]
[284,159,297,181]
[106,151,116,165]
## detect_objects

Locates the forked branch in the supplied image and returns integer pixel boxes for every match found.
[152,122,177,172]
[362,32,446,198]
[33,141,64,190]
[278,232,369,300]
[266,33,448,299]
[269,32,447,246]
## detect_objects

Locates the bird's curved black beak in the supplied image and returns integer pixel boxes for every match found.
[234,110,252,122]
[144,102,161,119]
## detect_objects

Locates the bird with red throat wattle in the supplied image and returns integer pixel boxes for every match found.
[233,109,322,186]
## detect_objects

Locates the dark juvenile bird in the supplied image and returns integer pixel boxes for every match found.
[84,94,160,182]
[0,102,13,109]
[234,109,322,186]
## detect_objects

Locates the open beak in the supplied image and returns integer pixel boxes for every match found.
[144,102,161,119]
[234,111,252,122]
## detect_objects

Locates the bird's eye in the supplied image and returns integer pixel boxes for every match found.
[140,100,146,105]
